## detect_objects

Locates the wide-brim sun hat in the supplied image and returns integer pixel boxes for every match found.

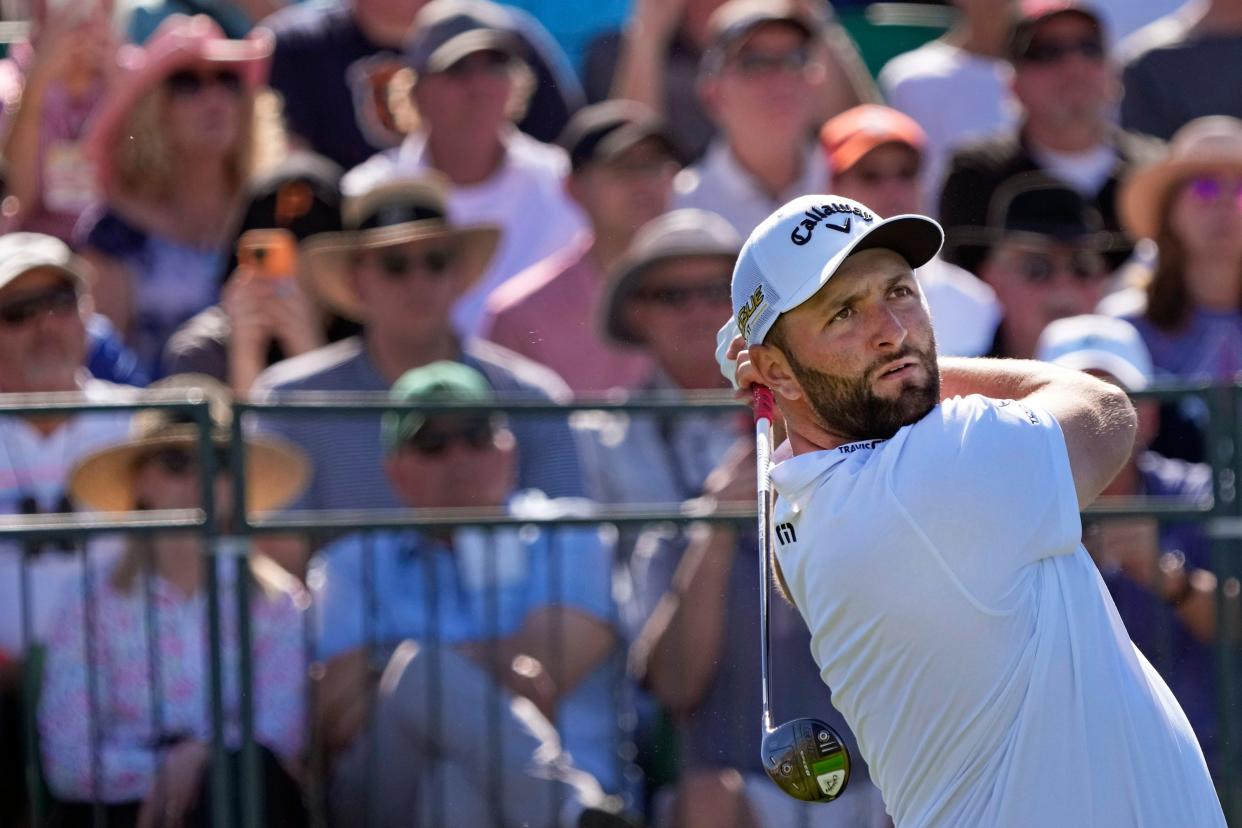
[300,176,501,321]
[731,194,942,346]
[69,375,308,514]
[1119,115,1242,241]
[86,14,274,196]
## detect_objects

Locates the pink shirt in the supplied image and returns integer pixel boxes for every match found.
[483,235,653,394]
[38,553,305,803]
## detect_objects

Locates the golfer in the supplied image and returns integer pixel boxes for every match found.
[724,195,1226,826]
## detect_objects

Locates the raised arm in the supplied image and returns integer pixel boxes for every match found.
[938,357,1137,509]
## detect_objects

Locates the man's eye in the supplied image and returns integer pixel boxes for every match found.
[891,285,915,298]
[831,307,854,323]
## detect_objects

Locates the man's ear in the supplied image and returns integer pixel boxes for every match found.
[751,343,803,402]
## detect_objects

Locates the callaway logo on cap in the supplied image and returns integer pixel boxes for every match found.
[730,194,944,345]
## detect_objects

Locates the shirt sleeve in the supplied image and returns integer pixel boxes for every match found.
[891,395,1082,583]
[39,588,158,802]
[252,590,308,763]
[529,527,616,626]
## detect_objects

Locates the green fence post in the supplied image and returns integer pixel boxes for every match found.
[231,408,263,828]
[1210,384,1241,822]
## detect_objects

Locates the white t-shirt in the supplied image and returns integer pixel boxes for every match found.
[880,42,1018,212]
[1031,143,1118,197]
[770,395,1224,827]
[343,128,588,336]
[915,257,1001,357]
[0,379,132,655]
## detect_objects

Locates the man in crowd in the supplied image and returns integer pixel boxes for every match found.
[311,361,630,827]
[820,104,1001,357]
[252,177,586,551]
[672,0,832,236]
[342,0,587,335]
[938,0,1160,274]
[954,174,1117,360]
[483,100,679,393]
[1036,314,1224,773]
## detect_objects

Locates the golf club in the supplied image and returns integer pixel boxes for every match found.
[754,384,852,803]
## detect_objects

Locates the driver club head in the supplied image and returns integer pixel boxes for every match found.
[761,717,852,802]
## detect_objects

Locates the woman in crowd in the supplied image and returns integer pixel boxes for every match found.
[1113,115,1242,459]
[78,14,284,380]
[38,375,310,827]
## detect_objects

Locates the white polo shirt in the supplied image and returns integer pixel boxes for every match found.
[770,395,1224,827]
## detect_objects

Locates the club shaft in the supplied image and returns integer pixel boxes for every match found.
[754,386,775,733]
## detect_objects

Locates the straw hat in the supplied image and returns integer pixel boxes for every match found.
[86,14,274,195]
[300,176,501,320]
[69,375,308,513]
[1119,116,1242,241]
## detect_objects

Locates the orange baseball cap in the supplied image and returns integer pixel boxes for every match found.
[819,105,927,176]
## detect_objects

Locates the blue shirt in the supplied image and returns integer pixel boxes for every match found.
[310,498,620,788]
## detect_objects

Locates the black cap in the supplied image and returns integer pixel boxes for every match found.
[405,0,524,75]
[557,100,678,172]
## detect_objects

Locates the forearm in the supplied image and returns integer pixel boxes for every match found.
[633,524,737,714]
[938,357,1062,401]
[610,28,670,114]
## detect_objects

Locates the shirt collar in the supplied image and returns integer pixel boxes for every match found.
[770,438,887,508]
[701,138,828,205]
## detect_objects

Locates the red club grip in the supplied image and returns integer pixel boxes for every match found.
[753,384,775,425]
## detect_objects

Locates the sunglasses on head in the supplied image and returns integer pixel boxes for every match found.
[0,282,79,327]
[633,281,733,308]
[1009,249,1107,284]
[405,419,496,457]
[729,47,811,78]
[1020,37,1105,65]
[166,69,244,97]
[1187,176,1242,205]
[139,445,232,476]
[368,246,458,281]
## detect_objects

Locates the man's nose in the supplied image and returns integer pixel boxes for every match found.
[871,305,908,350]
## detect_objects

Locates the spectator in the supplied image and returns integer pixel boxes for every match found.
[164,150,362,392]
[671,0,834,236]
[579,209,888,827]
[310,361,633,826]
[585,0,875,163]
[1036,314,1223,773]
[0,233,133,826]
[254,176,586,525]
[820,104,1002,357]
[343,0,588,336]
[77,14,284,379]
[878,0,1019,210]
[483,101,678,394]
[262,0,583,171]
[938,0,1161,275]
[1119,0,1242,140]
[0,0,118,242]
[41,374,309,827]
[952,174,1119,359]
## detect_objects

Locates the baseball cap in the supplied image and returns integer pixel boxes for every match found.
[731,195,943,346]
[406,0,523,76]
[703,0,819,73]
[819,104,927,176]
[1035,314,1152,391]
[0,233,89,294]
[382,361,496,454]
[604,209,742,345]
[558,100,678,173]
[1009,0,1104,63]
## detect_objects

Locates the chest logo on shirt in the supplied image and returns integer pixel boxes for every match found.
[775,522,798,545]
[789,204,874,246]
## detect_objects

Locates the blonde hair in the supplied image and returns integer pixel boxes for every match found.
[111,534,296,602]
[112,83,287,204]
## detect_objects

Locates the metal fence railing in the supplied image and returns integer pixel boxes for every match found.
[0,386,1240,826]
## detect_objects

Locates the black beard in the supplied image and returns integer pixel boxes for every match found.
[785,339,942,442]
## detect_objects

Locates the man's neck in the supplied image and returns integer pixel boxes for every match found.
[1024,118,1109,154]
[944,13,1013,59]
[425,128,506,187]
[728,137,804,200]
[15,373,85,436]
[352,1,419,48]
[365,328,459,384]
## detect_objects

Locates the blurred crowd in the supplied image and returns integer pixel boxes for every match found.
[0,0,1240,825]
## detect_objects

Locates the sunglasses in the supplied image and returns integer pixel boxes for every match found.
[139,445,232,476]
[1008,249,1107,284]
[369,247,458,281]
[1187,176,1242,205]
[166,69,244,97]
[1020,37,1105,65]
[729,48,812,78]
[405,419,496,457]
[0,283,79,327]
[633,281,733,308]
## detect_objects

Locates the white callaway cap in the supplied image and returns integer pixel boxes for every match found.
[730,195,944,346]
[1035,314,1153,391]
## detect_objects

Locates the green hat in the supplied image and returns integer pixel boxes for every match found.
[382,361,494,454]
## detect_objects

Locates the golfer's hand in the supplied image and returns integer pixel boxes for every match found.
[315,648,372,755]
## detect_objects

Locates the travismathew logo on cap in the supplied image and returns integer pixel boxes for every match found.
[790,203,875,246]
